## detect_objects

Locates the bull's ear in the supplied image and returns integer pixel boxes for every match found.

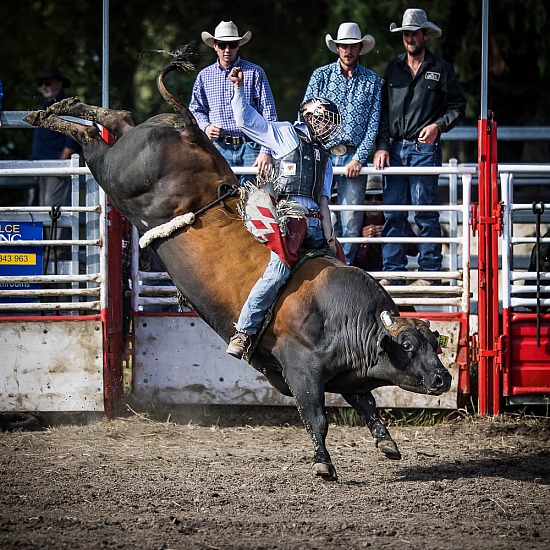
[377,333,391,354]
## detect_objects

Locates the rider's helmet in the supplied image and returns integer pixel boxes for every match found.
[299,97,343,146]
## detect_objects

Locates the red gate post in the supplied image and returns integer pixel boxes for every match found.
[100,127,125,418]
[103,202,125,417]
[476,112,501,415]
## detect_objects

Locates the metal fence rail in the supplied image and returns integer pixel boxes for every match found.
[131,163,475,314]
[500,165,550,310]
[0,159,106,312]
[4,160,550,316]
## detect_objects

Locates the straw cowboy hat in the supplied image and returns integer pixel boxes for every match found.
[390,8,442,38]
[201,21,252,48]
[325,22,375,55]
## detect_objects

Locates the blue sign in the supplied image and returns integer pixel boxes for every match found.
[0,221,43,302]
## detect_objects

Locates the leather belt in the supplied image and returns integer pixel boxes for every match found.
[329,144,357,156]
[305,212,323,220]
[219,136,252,145]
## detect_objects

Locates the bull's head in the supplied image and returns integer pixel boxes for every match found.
[373,311,452,395]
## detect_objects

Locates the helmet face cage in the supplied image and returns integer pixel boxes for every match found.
[300,98,343,146]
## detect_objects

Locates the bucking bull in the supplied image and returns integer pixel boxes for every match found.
[24,54,451,481]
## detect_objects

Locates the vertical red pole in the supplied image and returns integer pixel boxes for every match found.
[100,127,124,418]
[104,202,124,418]
[477,118,490,415]
[477,113,500,415]
[489,121,501,415]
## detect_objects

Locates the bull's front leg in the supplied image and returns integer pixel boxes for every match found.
[342,392,402,460]
[283,366,338,481]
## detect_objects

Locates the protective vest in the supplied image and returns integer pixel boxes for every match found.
[273,129,328,204]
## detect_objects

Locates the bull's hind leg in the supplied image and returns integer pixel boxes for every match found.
[24,110,100,148]
[342,392,402,460]
[45,97,136,140]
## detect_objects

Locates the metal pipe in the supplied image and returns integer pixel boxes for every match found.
[481,0,489,119]
[102,0,110,108]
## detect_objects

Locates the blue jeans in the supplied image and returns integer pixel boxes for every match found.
[382,139,442,273]
[212,140,261,185]
[236,216,325,335]
[331,152,367,265]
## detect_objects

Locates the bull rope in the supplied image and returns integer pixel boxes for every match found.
[138,184,239,248]
[139,213,195,248]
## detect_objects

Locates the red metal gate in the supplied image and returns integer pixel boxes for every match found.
[475,113,501,414]
[476,116,550,414]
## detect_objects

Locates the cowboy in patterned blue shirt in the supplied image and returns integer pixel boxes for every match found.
[190,21,277,182]
[303,22,382,265]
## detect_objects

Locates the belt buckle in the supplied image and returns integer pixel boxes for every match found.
[330,144,347,156]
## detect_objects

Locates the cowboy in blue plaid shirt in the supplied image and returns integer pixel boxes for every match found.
[190,21,277,181]
[303,22,382,265]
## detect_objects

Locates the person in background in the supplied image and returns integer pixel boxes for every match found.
[373,9,466,286]
[225,66,342,359]
[32,68,80,209]
[303,22,382,265]
[189,20,277,182]
[353,174,385,272]
[31,68,81,257]
[354,174,418,273]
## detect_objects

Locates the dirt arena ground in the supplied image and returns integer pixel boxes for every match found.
[1,407,548,549]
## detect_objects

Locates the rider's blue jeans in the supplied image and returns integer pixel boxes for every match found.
[382,139,442,273]
[236,217,325,335]
[331,151,367,265]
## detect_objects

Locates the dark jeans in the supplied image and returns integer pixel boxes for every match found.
[331,151,367,265]
[382,139,442,273]
[212,140,261,185]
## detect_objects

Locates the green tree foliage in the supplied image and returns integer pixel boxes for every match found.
[1,0,549,161]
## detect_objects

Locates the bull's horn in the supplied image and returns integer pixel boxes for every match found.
[380,311,398,332]
[421,318,430,328]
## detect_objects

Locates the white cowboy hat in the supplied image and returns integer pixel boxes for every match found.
[390,9,442,38]
[325,22,375,55]
[201,21,252,48]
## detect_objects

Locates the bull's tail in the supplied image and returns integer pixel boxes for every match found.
[156,45,196,118]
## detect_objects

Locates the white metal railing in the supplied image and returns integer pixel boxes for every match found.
[501,165,550,310]
[8,160,547,315]
[328,166,474,311]
[131,163,475,313]
[0,160,476,314]
[0,158,106,312]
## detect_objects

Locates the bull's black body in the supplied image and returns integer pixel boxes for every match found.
[24,60,451,481]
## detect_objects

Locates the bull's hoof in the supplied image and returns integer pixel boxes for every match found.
[376,439,402,460]
[312,462,338,481]
[47,96,81,115]
[23,110,45,126]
